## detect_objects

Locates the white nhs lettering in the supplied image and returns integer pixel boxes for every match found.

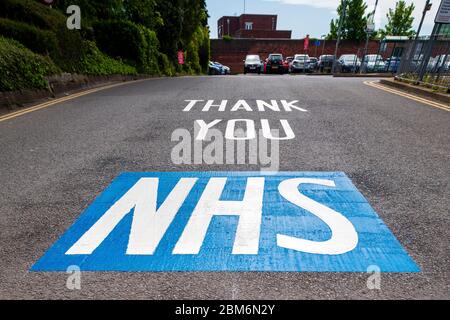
[66,177,358,256]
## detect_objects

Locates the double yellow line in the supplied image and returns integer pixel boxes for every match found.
[0,79,149,123]
[364,80,450,112]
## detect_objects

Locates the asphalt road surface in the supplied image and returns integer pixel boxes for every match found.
[0,75,449,299]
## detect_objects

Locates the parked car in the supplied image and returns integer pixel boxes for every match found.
[214,61,230,75]
[289,54,312,73]
[429,54,450,72]
[243,54,262,74]
[362,54,386,73]
[208,61,222,75]
[283,57,294,74]
[337,54,361,73]
[385,56,401,73]
[318,55,335,73]
[265,54,284,74]
[283,59,292,74]
[309,57,319,71]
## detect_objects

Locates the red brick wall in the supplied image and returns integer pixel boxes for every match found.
[211,39,392,74]
[239,14,277,31]
[218,16,240,38]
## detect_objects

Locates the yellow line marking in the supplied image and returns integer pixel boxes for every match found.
[369,83,450,112]
[364,80,450,112]
[0,79,151,123]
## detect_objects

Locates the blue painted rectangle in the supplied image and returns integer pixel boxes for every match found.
[31,172,420,272]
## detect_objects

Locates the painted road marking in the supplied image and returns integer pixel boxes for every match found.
[0,79,152,123]
[364,81,450,112]
[32,172,419,272]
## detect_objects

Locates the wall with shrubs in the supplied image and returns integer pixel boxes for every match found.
[0,0,210,91]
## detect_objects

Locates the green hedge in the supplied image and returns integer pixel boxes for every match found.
[0,0,63,30]
[0,37,59,91]
[93,20,161,74]
[184,26,210,74]
[0,18,58,56]
[75,41,137,76]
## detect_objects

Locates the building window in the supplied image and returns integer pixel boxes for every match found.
[245,22,253,30]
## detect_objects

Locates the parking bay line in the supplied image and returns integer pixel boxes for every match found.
[0,79,152,123]
[364,80,450,112]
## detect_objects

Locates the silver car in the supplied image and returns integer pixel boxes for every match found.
[290,54,312,73]
[244,54,262,74]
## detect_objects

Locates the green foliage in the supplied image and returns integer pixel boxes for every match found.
[0,0,210,92]
[75,41,137,76]
[379,1,415,38]
[123,0,163,30]
[327,19,338,40]
[0,37,59,91]
[346,0,367,41]
[327,0,367,41]
[0,18,58,55]
[222,35,233,42]
[0,0,63,30]
[54,0,124,22]
[93,20,160,74]
[158,53,176,77]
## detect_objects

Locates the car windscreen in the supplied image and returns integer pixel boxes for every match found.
[294,55,308,61]
[269,55,283,61]
[341,55,358,62]
[246,55,260,62]
[365,55,382,62]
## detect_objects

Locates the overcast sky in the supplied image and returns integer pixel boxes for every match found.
[206,0,440,39]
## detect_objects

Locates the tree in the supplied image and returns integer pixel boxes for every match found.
[379,1,415,38]
[155,0,209,72]
[345,0,367,41]
[123,0,163,30]
[327,0,367,41]
[327,0,344,40]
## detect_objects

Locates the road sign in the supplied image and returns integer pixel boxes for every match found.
[178,51,185,65]
[436,0,450,24]
[366,23,375,33]
[32,172,419,272]
[304,35,310,51]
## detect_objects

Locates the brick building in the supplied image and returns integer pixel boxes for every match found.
[217,14,291,39]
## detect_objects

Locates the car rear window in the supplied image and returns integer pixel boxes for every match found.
[295,55,309,60]
[270,55,283,60]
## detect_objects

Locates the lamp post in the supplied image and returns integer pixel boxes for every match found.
[362,0,379,73]
[321,34,326,56]
[416,0,433,41]
[332,0,348,74]
[407,0,433,79]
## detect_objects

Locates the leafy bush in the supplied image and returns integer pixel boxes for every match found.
[158,53,176,76]
[0,18,58,56]
[0,0,210,92]
[0,37,59,91]
[184,26,210,74]
[0,0,63,30]
[75,41,137,76]
[93,20,161,74]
